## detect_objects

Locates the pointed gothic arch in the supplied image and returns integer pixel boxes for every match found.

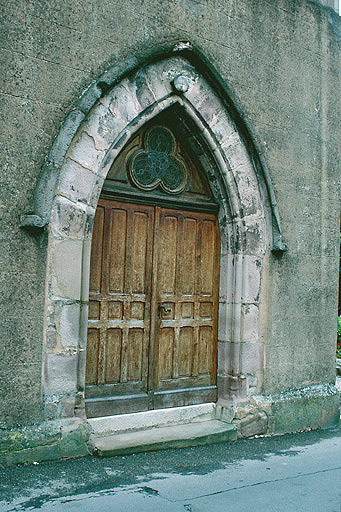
[27,49,287,422]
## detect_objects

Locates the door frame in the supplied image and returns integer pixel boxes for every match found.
[85,199,221,417]
[41,55,272,424]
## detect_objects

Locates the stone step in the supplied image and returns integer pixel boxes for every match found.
[92,420,237,457]
[87,403,216,437]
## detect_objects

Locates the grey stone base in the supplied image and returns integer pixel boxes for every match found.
[92,420,237,457]
[269,383,340,434]
[0,419,89,467]
[227,383,340,438]
[1,384,338,466]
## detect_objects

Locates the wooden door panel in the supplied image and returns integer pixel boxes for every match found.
[88,300,100,319]
[155,374,212,392]
[89,205,104,293]
[178,326,193,376]
[105,328,122,383]
[153,207,220,407]
[126,328,144,381]
[181,302,194,318]
[158,214,178,294]
[85,394,150,418]
[158,328,174,380]
[85,329,100,385]
[108,301,123,320]
[198,326,212,375]
[86,200,220,417]
[108,208,126,292]
[130,212,150,293]
[181,218,197,294]
[85,199,154,416]
[153,386,217,409]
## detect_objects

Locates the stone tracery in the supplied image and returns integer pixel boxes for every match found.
[129,126,187,194]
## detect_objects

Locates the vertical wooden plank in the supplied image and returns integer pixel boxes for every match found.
[97,302,108,384]
[158,214,178,294]
[158,328,174,379]
[178,327,193,377]
[172,325,180,379]
[181,217,197,295]
[86,329,100,385]
[172,216,183,378]
[195,217,202,297]
[178,215,195,381]
[127,328,143,381]
[120,327,129,383]
[88,301,100,320]
[192,323,199,377]
[100,205,114,293]
[105,328,122,383]
[123,207,133,294]
[131,211,148,293]
[141,204,155,396]
[109,208,127,293]
[149,207,160,393]
[198,326,212,374]
[89,206,104,293]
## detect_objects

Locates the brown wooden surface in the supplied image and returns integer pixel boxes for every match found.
[152,207,220,408]
[85,200,220,417]
[85,200,154,409]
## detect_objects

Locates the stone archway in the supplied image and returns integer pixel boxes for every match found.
[30,51,284,429]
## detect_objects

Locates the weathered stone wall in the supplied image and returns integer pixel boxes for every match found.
[0,0,340,440]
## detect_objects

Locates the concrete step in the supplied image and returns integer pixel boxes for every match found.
[92,420,237,457]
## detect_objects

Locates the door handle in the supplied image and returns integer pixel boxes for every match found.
[158,303,171,317]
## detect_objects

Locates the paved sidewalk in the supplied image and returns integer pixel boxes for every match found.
[1,424,340,512]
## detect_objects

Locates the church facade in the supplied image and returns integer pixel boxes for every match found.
[0,0,340,464]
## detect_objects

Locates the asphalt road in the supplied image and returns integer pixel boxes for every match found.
[1,424,340,511]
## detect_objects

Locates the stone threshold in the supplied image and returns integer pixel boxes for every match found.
[87,403,237,456]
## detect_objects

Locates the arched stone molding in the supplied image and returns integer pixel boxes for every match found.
[21,43,287,254]
[35,52,283,422]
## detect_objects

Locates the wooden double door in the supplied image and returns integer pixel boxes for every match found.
[85,199,220,418]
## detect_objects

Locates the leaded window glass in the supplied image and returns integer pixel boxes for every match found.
[128,126,187,194]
